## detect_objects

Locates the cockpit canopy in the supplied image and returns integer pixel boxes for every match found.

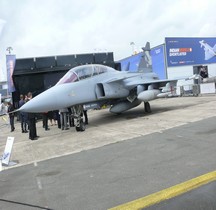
[56,64,113,85]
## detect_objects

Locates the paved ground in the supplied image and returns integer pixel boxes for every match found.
[1,95,216,168]
[145,181,216,210]
[0,95,216,209]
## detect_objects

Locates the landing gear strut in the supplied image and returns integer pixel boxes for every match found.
[71,105,86,132]
[144,102,151,113]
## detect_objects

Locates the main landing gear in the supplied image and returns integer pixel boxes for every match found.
[144,102,151,113]
[75,118,86,132]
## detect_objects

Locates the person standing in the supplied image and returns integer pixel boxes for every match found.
[59,108,69,130]
[199,66,208,80]
[19,94,28,133]
[42,112,49,131]
[27,92,39,140]
[0,100,7,115]
[48,111,54,126]
[53,110,61,128]
[7,102,15,132]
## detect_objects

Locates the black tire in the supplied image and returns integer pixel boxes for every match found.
[79,121,86,132]
[76,126,81,132]
[144,102,151,113]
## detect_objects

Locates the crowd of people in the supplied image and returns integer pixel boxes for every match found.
[0,92,88,141]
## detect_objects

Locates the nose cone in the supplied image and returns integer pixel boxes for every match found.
[19,85,72,113]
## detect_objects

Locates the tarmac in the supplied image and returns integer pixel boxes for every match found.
[0,94,216,209]
[1,94,216,168]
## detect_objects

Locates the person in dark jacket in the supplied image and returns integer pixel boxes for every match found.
[42,112,49,131]
[7,102,15,132]
[19,94,28,133]
[199,66,208,80]
[27,92,39,140]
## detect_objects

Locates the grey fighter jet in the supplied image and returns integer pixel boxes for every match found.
[199,40,216,60]
[19,42,180,131]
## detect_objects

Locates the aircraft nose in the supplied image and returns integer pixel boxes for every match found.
[19,85,71,113]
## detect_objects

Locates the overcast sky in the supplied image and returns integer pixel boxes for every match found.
[0,0,216,81]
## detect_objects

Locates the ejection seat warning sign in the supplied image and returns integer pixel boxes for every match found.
[2,137,14,165]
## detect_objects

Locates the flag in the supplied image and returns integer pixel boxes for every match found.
[6,54,16,93]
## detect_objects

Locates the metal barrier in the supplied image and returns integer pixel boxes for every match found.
[179,84,200,97]
[179,83,216,96]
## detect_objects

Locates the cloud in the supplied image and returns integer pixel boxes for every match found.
[0,18,6,37]
[0,0,216,69]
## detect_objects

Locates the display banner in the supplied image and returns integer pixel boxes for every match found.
[6,54,16,93]
[2,136,14,165]
[119,45,166,79]
[165,37,216,67]
[151,44,166,79]
[120,53,143,72]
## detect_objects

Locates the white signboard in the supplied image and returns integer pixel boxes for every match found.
[2,136,14,165]
[200,83,216,94]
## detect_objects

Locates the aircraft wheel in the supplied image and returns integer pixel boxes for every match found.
[79,121,86,132]
[144,102,151,113]
[75,120,86,132]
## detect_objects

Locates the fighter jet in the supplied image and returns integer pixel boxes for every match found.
[199,40,216,60]
[19,42,181,131]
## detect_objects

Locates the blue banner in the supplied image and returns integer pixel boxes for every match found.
[165,37,216,67]
[151,45,166,79]
[119,45,166,79]
[6,54,16,93]
[120,53,143,72]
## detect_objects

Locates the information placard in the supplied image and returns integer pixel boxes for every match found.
[2,136,14,165]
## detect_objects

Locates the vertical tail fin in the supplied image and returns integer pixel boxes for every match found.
[137,42,153,73]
